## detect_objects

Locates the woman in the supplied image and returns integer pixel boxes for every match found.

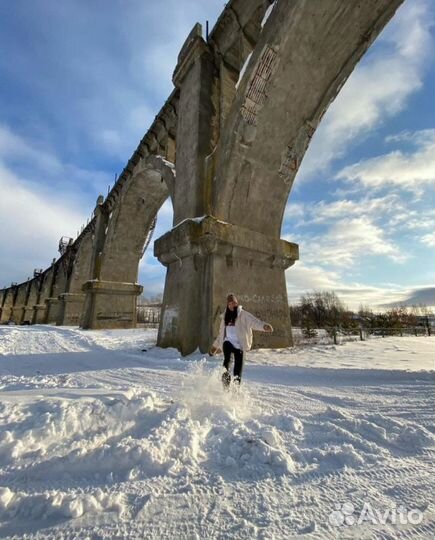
[210,293,273,387]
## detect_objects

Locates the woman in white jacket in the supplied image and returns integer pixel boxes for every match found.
[210,293,273,386]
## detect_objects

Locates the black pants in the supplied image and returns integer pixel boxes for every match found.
[223,340,244,383]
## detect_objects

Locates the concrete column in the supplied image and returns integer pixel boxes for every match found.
[155,216,298,355]
[156,23,298,355]
[0,287,17,324]
[24,276,42,324]
[11,282,30,324]
[58,231,93,326]
[81,197,111,329]
[82,280,142,329]
[59,292,86,326]
[33,262,56,324]
[82,194,143,330]
[46,262,68,324]
[171,23,217,224]
[0,289,5,323]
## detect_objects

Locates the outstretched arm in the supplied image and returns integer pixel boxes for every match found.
[244,311,273,332]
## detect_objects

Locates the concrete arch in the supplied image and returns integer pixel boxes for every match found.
[81,156,175,329]
[100,158,172,283]
[213,0,404,236]
[58,229,94,326]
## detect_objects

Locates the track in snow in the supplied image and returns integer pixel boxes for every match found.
[0,327,433,538]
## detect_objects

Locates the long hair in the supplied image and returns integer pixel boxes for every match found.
[224,306,238,325]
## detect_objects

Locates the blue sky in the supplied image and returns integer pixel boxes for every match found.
[0,0,434,310]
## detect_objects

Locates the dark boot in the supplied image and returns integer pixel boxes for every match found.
[222,370,231,389]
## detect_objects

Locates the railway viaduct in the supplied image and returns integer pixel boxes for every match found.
[0,0,404,354]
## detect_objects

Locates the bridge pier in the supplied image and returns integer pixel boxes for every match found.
[155,216,298,355]
[10,282,30,325]
[33,304,48,324]
[11,306,25,325]
[45,297,61,324]
[81,280,142,330]
[0,288,16,324]
[58,293,86,326]
[23,279,40,324]
[57,229,94,326]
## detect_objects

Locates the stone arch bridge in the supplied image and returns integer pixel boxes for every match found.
[0,0,404,354]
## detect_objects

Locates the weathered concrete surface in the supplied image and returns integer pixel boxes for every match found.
[172,24,217,224]
[156,0,404,354]
[33,265,55,324]
[82,280,143,330]
[23,277,42,324]
[0,289,4,322]
[10,282,30,325]
[58,230,93,326]
[213,0,405,235]
[81,158,172,329]
[0,287,16,324]
[46,262,68,324]
[209,0,274,132]
[79,93,179,331]
[97,163,169,282]
[155,216,298,355]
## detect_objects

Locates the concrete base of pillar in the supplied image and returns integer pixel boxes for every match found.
[58,293,86,326]
[33,304,48,324]
[0,306,11,324]
[23,307,35,324]
[154,216,298,355]
[11,306,26,325]
[81,280,143,329]
[45,297,61,324]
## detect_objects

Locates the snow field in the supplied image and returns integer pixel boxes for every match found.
[0,326,433,538]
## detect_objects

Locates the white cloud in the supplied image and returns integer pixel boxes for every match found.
[297,0,433,182]
[286,189,435,236]
[283,201,305,225]
[336,129,435,193]
[286,261,434,310]
[0,124,113,287]
[0,164,88,287]
[285,215,406,269]
[315,218,406,266]
[285,262,342,295]
[298,194,401,226]
[420,232,435,247]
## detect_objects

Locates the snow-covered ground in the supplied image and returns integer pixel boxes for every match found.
[0,326,433,539]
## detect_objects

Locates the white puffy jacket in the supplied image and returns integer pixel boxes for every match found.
[212,305,269,352]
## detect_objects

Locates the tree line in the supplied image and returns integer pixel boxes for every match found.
[289,291,434,338]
